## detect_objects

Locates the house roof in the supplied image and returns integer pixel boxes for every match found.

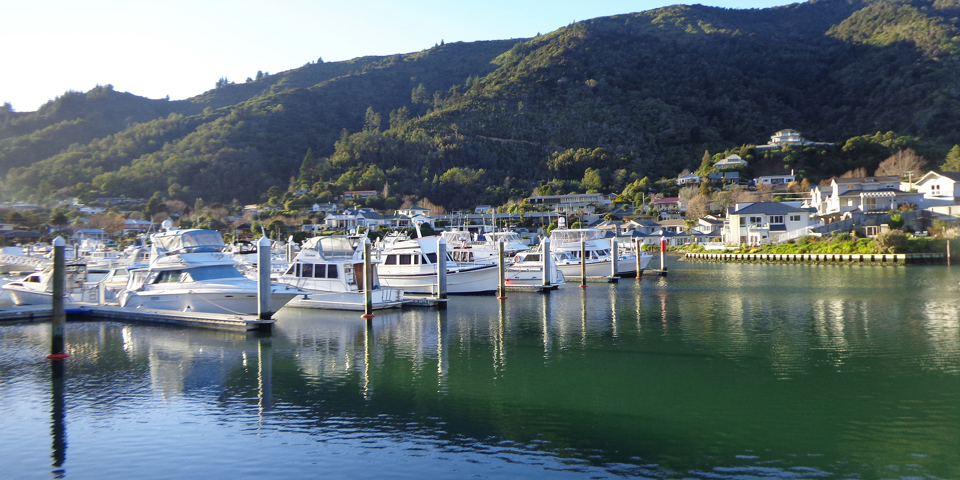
[653,197,679,205]
[732,202,812,215]
[833,176,898,184]
[920,170,960,182]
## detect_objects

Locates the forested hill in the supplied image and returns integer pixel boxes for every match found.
[4,0,960,210]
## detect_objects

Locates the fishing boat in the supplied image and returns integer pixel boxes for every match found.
[117,222,303,314]
[278,236,403,310]
[376,235,499,295]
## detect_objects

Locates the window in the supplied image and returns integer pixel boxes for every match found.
[739,217,747,226]
[425,252,438,264]
[750,216,763,225]
[385,254,397,265]
[399,255,412,265]
[770,215,784,224]
[789,215,801,222]
[302,263,314,278]
[327,265,338,278]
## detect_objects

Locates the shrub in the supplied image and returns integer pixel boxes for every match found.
[873,230,908,253]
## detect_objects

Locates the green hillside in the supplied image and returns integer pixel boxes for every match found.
[4,0,960,210]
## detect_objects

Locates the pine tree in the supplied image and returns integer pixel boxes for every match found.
[941,145,960,172]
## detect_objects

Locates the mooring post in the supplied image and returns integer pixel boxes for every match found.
[635,238,642,279]
[257,236,272,320]
[48,236,68,360]
[659,234,667,272]
[437,236,448,308]
[580,239,587,288]
[610,236,619,277]
[362,238,374,319]
[948,240,952,266]
[286,235,295,264]
[541,237,551,287]
[497,238,507,299]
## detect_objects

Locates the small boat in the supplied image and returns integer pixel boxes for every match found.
[376,235,499,295]
[2,262,92,305]
[278,236,403,311]
[505,250,565,287]
[117,222,303,314]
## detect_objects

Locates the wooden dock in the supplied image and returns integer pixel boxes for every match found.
[401,296,448,308]
[684,252,945,265]
[0,303,273,331]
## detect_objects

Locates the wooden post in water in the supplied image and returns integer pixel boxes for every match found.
[362,238,374,319]
[610,237,619,278]
[497,238,507,299]
[437,236,448,308]
[635,238,643,279]
[948,240,952,266]
[541,237,551,287]
[580,239,587,288]
[48,236,69,360]
[257,236,272,320]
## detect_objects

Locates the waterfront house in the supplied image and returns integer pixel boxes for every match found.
[809,176,923,218]
[723,202,815,246]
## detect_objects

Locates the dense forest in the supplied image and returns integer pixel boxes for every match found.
[5,0,960,212]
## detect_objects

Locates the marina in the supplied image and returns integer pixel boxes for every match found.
[3,257,960,478]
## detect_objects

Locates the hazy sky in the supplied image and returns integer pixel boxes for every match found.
[3,0,798,112]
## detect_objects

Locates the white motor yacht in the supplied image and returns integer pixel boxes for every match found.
[549,228,651,277]
[278,236,403,310]
[377,235,499,295]
[2,262,92,305]
[506,250,565,287]
[117,223,303,314]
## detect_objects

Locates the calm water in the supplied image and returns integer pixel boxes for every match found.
[2,258,960,479]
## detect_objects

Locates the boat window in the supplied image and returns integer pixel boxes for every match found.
[385,254,397,265]
[302,263,314,278]
[527,254,540,262]
[155,270,183,283]
[284,264,296,276]
[327,265,338,278]
[399,254,412,265]
[182,266,245,281]
[425,253,438,264]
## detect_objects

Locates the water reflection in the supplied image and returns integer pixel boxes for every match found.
[2,262,960,479]
[50,360,66,478]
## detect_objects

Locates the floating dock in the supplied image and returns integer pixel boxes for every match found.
[0,303,273,331]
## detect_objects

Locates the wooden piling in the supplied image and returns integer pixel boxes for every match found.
[362,238,374,319]
[48,236,68,360]
[257,236,272,320]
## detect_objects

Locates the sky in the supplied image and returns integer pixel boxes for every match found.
[2,0,799,112]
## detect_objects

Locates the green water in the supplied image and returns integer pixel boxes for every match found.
[1,259,959,478]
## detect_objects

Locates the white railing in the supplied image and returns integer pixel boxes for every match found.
[775,226,814,243]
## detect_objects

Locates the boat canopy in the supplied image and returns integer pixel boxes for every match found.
[152,230,225,256]
[303,236,360,261]
[549,229,605,244]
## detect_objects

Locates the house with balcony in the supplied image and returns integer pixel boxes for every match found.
[677,173,700,185]
[809,176,923,218]
[755,129,833,151]
[723,202,815,246]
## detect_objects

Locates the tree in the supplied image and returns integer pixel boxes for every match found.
[696,150,712,175]
[411,84,428,104]
[298,148,320,184]
[363,107,382,132]
[388,106,409,130]
[685,193,710,221]
[941,145,960,172]
[875,149,927,178]
[49,210,69,230]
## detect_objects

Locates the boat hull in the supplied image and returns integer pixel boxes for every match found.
[379,264,499,295]
[284,289,403,311]
[119,288,299,315]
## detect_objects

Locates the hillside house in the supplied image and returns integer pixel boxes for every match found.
[914,171,960,207]
[714,154,748,169]
[755,129,833,151]
[677,173,700,185]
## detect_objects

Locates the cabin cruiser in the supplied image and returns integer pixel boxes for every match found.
[117,223,303,314]
[441,230,529,264]
[2,262,92,305]
[548,228,651,277]
[278,236,403,310]
[506,249,565,287]
[376,235,499,295]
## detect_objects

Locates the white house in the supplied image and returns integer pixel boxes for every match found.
[754,173,796,189]
[723,202,815,246]
[809,176,923,217]
[713,154,748,169]
[756,129,833,151]
[323,208,388,230]
[914,171,960,207]
[677,173,700,185]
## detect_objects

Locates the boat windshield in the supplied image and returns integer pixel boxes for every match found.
[303,236,358,261]
[550,229,604,243]
[181,265,245,281]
